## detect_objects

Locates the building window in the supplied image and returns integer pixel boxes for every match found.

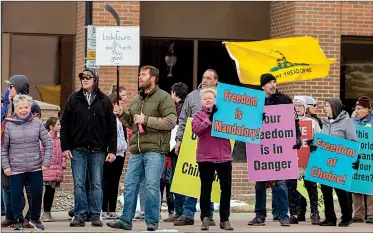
[341,37,373,113]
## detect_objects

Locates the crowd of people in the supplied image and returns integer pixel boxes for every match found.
[1,66,372,231]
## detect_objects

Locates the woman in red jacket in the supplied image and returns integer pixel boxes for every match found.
[192,88,233,231]
[41,117,66,222]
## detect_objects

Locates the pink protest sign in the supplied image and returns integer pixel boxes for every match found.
[246,104,299,181]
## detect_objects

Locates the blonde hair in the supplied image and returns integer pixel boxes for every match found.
[200,87,216,100]
[13,94,33,108]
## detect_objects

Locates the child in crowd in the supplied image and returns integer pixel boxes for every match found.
[41,117,66,222]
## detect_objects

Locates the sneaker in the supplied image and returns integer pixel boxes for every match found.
[174,216,195,226]
[107,220,132,230]
[13,221,23,230]
[102,212,110,220]
[30,220,45,230]
[1,219,14,227]
[366,218,373,224]
[147,223,158,231]
[201,217,209,231]
[319,219,336,226]
[248,214,265,226]
[208,216,216,226]
[280,217,290,226]
[290,215,298,224]
[338,220,351,227]
[311,213,320,225]
[91,215,103,227]
[352,216,365,223]
[220,221,234,230]
[70,216,85,227]
[41,212,54,222]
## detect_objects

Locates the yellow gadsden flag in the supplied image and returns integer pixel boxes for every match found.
[224,37,336,85]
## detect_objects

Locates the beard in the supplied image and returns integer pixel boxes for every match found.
[140,79,152,89]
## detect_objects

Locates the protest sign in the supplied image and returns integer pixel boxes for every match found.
[297,177,325,212]
[298,120,313,167]
[171,118,234,203]
[246,104,298,181]
[349,126,373,195]
[212,82,265,144]
[304,133,360,191]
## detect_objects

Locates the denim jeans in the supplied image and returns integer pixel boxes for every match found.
[119,152,165,227]
[1,188,6,214]
[255,180,289,220]
[10,171,43,222]
[271,187,279,218]
[139,180,146,212]
[181,197,214,219]
[71,149,105,219]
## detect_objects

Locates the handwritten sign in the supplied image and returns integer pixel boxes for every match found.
[95,26,140,66]
[298,120,313,167]
[349,126,373,195]
[246,104,299,181]
[304,133,360,191]
[212,82,265,144]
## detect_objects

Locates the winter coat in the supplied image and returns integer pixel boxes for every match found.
[192,107,232,162]
[42,134,66,182]
[353,110,373,127]
[321,110,358,141]
[2,117,53,174]
[120,86,177,154]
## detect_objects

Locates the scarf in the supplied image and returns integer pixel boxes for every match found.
[1,113,34,142]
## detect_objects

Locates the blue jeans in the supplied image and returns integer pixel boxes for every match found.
[181,197,214,219]
[272,187,279,218]
[71,149,105,219]
[139,180,146,212]
[10,171,43,222]
[255,180,289,220]
[119,152,165,226]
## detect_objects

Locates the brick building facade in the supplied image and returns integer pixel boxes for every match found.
[3,1,372,196]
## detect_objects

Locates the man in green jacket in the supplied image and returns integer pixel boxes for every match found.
[107,65,177,231]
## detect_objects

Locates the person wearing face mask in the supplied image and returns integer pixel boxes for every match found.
[351,96,373,224]
[192,88,233,231]
[309,98,357,227]
[289,96,321,225]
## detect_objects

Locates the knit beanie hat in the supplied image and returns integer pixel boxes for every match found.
[260,73,276,87]
[356,96,371,109]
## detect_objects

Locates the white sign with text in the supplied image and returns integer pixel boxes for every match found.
[95,26,140,66]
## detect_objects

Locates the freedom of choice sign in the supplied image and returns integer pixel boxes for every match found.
[211,82,265,144]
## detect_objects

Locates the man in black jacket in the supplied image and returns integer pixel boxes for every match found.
[248,73,301,227]
[61,68,117,227]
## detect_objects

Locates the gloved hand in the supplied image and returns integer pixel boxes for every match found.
[306,139,318,152]
[209,104,218,122]
[293,138,302,150]
[262,112,267,122]
[352,154,361,170]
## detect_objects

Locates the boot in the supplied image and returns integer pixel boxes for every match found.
[41,212,54,222]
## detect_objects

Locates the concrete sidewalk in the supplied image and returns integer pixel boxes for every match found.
[2,212,373,232]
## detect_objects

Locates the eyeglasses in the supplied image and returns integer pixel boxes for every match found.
[79,75,93,81]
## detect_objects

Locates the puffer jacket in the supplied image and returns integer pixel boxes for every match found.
[42,134,66,182]
[2,117,53,174]
[192,107,232,162]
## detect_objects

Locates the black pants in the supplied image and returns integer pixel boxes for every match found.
[10,171,43,222]
[198,161,232,222]
[286,179,298,216]
[43,185,55,212]
[321,184,352,223]
[102,156,125,212]
[160,180,174,214]
[298,179,319,215]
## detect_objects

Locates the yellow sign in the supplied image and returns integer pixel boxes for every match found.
[297,177,325,212]
[224,37,336,85]
[87,50,96,59]
[171,118,234,203]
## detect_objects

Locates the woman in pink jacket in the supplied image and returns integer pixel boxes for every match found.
[192,88,233,231]
[41,117,66,222]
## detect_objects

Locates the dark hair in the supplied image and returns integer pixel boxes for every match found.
[171,82,188,100]
[111,85,126,94]
[205,69,219,80]
[45,117,59,132]
[140,65,159,84]
[108,93,122,105]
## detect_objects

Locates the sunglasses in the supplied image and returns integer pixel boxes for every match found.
[79,74,93,81]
